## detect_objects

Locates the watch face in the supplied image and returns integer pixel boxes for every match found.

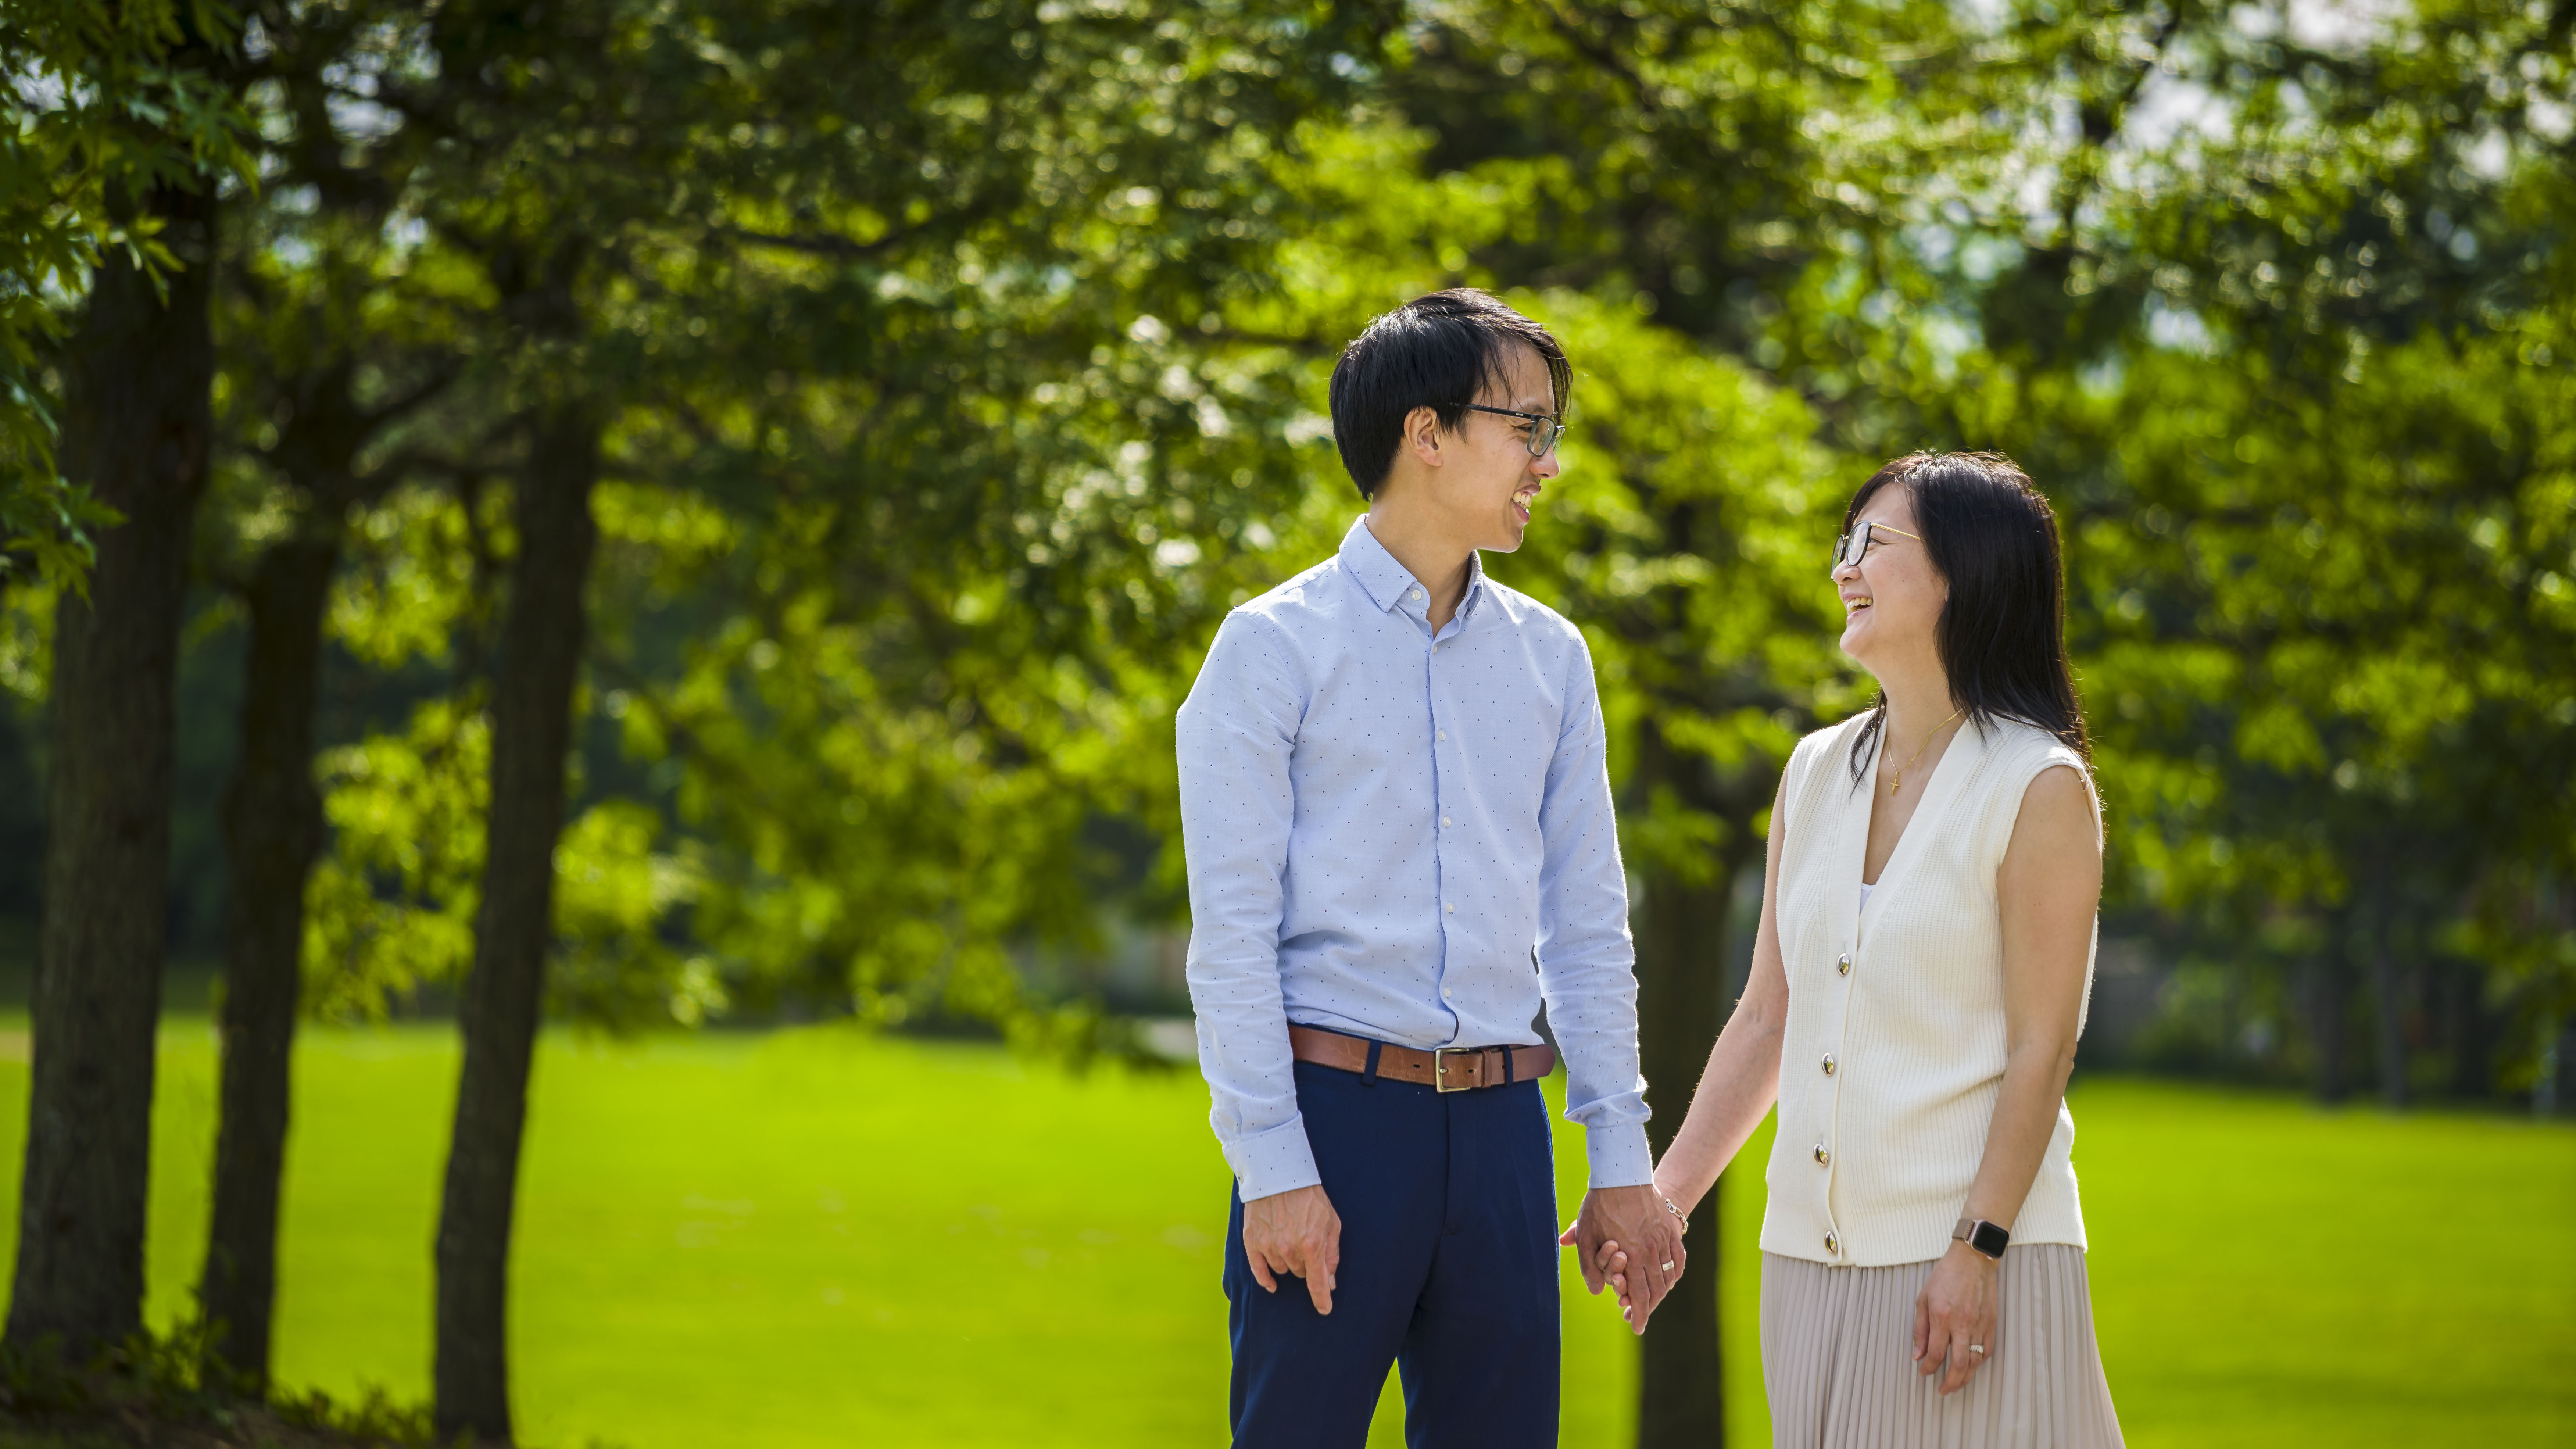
[1970,1221,2009,1258]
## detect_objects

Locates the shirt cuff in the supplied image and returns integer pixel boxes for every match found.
[1224,1113,1323,1202]
[1584,1120,1656,1191]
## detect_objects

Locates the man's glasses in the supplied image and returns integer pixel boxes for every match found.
[1829,520,1921,571]
[1463,404,1566,458]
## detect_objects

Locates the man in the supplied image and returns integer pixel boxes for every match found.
[1177,289,1687,1448]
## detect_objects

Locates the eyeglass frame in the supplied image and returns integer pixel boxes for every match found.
[1829,519,1921,572]
[1461,403,1567,458]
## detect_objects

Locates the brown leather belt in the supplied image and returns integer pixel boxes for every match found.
[1288,1025,1555,1092]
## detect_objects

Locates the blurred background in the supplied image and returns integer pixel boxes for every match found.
[0,1,2570,1446]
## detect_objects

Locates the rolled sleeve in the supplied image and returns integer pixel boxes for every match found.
[1534,640,1654,1189]
[1176,611,1319,1202]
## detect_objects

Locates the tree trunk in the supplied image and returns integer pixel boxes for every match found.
[5,181,218,1362]
[1633,856,1736,1447]
[2368,904,2409,1109]
[1627,724,1752,1448]
[2307,947,2351,1104]
[434,412,599,1443]
[2444,961,2490,1101]
[200,535,339,1389]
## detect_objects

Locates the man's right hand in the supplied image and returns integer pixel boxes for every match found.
[1242,1183,1342,1315]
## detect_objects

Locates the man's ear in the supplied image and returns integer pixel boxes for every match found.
[1404,405,1446,468]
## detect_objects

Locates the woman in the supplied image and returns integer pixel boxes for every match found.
[1606,451,2123,1446]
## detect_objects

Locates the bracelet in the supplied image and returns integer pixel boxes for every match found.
[1659,1194,1688,1235]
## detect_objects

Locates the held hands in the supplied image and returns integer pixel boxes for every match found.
[1912,1241,2000,1395]
[1242,1183,1342,1315]
[1557,1184,1685,1335]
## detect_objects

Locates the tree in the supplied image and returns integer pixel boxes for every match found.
[246,1,1402,1435]
[4,6,248,1363]
[195,4,468,1375]
[0,0,243,595]
[1906,0,2576,1103]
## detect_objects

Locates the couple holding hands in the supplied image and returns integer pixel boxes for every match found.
[1176,290,2125,1448]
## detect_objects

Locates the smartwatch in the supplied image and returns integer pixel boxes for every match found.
[1951,1216,2009,1260]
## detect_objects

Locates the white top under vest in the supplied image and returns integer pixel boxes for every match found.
[1759,712,2100,1267]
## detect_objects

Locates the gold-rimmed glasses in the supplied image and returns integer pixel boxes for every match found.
[1829,520,1920,571]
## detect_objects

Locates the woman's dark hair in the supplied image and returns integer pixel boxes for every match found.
[1844,451,2092,786]
[1327,288,1571,500]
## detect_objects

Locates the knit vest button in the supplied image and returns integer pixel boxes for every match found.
[1812,1143,1830,1166]
[1824,1231,1839,1254]
[1821,1054,1836,1076]
[1836,952,1850,975]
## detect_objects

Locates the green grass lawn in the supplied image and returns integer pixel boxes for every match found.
[0,1022,2568,1447]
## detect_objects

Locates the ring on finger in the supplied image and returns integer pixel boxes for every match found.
[1968,1344,1986,1356]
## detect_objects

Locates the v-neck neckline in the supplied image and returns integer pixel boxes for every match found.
[1837,714,1990,935]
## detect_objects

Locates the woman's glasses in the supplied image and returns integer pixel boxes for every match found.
[1462,404,1566,458]
[1829,520,1921,571]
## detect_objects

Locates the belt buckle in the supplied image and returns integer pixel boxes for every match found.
[1433,1046,1476,1092]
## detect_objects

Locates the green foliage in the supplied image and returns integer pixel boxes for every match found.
[1,0,2535,1092]
[303,697,486,1022]
[0,0,253,592]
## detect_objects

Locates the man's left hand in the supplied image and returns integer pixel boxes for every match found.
[1557,1185,1684,1335]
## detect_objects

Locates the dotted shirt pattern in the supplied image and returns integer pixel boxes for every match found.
[1175,515,1654,1202]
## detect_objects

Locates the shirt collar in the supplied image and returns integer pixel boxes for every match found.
[1338,515,1486,625]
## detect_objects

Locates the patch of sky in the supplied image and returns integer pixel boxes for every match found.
[1957,234,2021,285]
[10,66,67,111]
[2283,0,2409,55]
[382,212,429,254]
[2123,71,2234,152]
[2077,352,2127,399]
[2532,96,2573,144]
[1949,0,2012,37]
[2144,296,2215,356]
[1916,310,1980,384]
[327,93,402,143]
[2459,129,2509,182]
[2228,3,2279,40]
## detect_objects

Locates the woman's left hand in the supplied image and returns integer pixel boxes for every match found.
[1911,1242,1999,1395]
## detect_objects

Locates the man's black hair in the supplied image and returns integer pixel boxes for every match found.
[1326,289,1572,501]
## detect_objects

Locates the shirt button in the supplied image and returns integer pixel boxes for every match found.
[1812,1144,1830,1166]
[1441,816,1452,827]
[1445,902,1455,913]
[1821,1054,1836,1076]
[1412,590,1424,601]
[1836,952,1852,976]
[1437,730,1448,741]
[1824,1231,1839,1255]
[1441,987,1452,1000]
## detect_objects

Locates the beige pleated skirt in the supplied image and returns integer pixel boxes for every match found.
[1760,1246,2123,1448]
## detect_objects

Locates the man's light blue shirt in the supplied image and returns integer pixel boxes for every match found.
[1176,515,1654,1202]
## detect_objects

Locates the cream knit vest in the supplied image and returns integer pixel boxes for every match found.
[1758,712,2099,1267]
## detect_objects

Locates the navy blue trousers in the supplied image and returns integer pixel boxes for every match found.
[1225,1054,1560,1449]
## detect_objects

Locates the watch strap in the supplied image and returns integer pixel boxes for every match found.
[1951,1216,2009,1259]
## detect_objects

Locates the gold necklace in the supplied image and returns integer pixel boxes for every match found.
[1887,708,1963,795]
